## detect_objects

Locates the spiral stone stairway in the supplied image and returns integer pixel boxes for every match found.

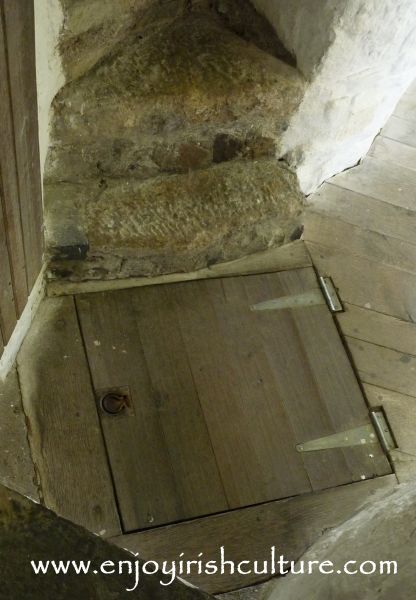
[43,0,305,282]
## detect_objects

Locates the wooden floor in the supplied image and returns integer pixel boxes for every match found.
[304,78,416,484]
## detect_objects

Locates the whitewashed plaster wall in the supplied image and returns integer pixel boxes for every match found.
[252,0,416,193]
[34,0,65,177]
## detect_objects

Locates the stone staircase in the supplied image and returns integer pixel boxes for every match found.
[44,0,305,281]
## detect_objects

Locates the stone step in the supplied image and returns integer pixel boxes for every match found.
[46,11,304,183]
[45,129,279,183]
[44,158,304,281]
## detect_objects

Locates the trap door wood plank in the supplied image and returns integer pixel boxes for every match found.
[78,267,391,533]
[170,276,313,508]
[172,267,389,500]
[235,270,357,491]
[76,290,228,532]
[264,270,391,480]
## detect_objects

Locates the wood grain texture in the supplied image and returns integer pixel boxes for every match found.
[369,136,416,171]
[304,98,416,489]
[330,157,416,211]
[77,268,390,533]
[394,94,416,123]
[110,475,397,594]
[2,0,43,289]
[307,183,416,246]
[241,269,389,488]
[47,240,312,297]
[382,115,416,148]
[270,271,391,481]
[346,337,416,398]
[76,289,228,531]
[17,296,121,537]
[304,211,416,274]
[0,368,39,500]
[0,191,16,342]
[364,384,416,484]
[337,304,416,356]
[0,6,28,317]
[306,242,416,322]
[171,274,313,504]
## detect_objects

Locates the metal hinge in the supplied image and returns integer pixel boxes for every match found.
[370,407,397,453]
[250,289,325,311]
[318,276,343,313]
[250,276,343,314]
[296,408,397,453]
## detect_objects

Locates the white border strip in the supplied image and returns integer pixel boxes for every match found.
[0,265,46,381]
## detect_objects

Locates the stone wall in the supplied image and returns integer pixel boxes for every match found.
[42,0,306,281]
[252,0,416,192]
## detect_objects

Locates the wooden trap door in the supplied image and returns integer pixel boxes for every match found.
[76,267,391,533]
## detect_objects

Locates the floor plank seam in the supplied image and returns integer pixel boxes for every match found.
[339,302,416,324]
[72,294,124,537]
[305,239,416,280]
[324,181,416,212]
[14,364,44,504]
[342,333,416,358]
[378,133,416,153]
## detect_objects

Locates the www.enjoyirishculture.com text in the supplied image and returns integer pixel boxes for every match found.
[30,546,398,591]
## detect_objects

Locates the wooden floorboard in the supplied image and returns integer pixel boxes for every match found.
[0,368,39,501]
[346,337,416,398]
[337,304,416,356]
[306,241,416,322]
[110,475,396,594]
[17,296,121,537]
[369,136,416,171]
[306,183,416,245]
[381,115,416,148]
[364,384,416,483]
[329,156,416,210]
[305,211,416,274]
